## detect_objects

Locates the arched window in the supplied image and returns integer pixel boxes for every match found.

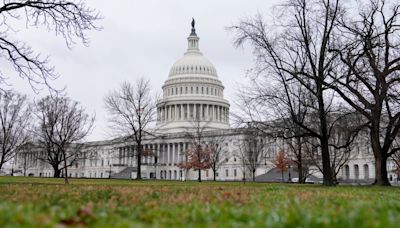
[344,165,350,179]
[364,164,369,179]
[354,164,359,179]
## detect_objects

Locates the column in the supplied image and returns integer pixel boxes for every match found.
[217,106,220,121]
[181,104,184,120]
[160,144,164,164]
[211,105,214,121]
[170,106,173,121]
[175,105,178,121]
[193,104,196,120]
[163,144,167,164]
[178,143,181,163]
[167,143,170,165]
[172,143,176,165]
[187,103,190,119]
[200,104,203,120]
[156,144,160,164]
[118,148,121,164]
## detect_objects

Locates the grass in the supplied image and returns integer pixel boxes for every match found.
[0,177,399,227]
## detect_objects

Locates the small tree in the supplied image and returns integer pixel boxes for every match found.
[274,150,289,182]
[208,138,225,181]
[35,95,94,184]
[104,78,156,180]
[178,142,212,182]
[0,91,31,171]
[285,136,311,183]
[237,128,266,182]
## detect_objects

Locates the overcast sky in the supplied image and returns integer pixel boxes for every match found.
[5,0,281,141]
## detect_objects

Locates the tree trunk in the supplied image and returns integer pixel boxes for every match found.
[252,169,256,182]
[297,141,304,183]
[53,165,61,178]
[62,151,69,184]
[317,89,335,186]
[213,168,216,181]
[298,161,304,184]
[371,125,391,186]
[137,143,142,180]
[198,169,201,182]
[373,151,390,186]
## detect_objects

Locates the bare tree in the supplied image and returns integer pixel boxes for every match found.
[0,91,31,171]
[274,150,290,182]
[178,142,212,182]
[326,0,400,185]
[178,116,214,182]
[104,78,156,180]
[0,0,101,91]
[35,95,94,184]
[207,135,226,181]
[285,136,311,183]
[230,0,345,186]
[237,127,266,182]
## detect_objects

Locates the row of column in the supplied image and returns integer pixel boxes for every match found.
[19,151,40,167]
[157,104,229,123]
[117,142,191,166]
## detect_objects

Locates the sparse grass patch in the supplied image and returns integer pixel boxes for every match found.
[0,177,399,227]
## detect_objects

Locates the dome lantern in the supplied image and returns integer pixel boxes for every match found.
[187,18,199,52]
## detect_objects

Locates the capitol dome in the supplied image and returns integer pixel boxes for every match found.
[168,51,218,78]
[156,19,230,133]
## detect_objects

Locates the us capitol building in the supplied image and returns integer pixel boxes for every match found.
[15,22,399,183]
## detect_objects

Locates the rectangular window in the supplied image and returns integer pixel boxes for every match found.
[225,169,229,177]
[234,169,237,177]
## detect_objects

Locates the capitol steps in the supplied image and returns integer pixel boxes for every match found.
[110,167,137,179]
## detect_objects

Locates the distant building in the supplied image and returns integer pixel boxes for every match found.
[15,21,399,184]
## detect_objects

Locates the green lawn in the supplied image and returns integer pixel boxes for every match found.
[0,177,399,227]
